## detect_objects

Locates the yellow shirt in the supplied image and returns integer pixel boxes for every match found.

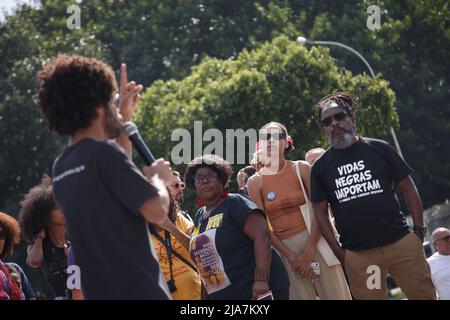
[150,213,201,300]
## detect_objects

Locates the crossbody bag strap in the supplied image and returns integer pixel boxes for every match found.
[164,231,175,284]
[148,225,175,282]
[295,161,310,203]
[148,225,198,273]
[170,247,198,273]
[295,161,314,234]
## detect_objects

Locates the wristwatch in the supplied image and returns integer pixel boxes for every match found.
[413,225,427,234]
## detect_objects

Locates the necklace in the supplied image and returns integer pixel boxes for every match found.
[263,159,288,175]
[278,160,288,173]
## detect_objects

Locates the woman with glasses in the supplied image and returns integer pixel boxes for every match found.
[162,154,289,300]
[247,122,351,300]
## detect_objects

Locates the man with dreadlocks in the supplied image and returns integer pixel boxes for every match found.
[309,91,436,300]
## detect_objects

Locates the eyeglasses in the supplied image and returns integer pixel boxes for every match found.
[259,132,286,141]
[193,172,218,184]
[0,230,5,240]
[172,182,185,189]
[320,112,348,127]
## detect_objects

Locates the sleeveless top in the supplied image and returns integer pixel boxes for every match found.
[260,160,307,240]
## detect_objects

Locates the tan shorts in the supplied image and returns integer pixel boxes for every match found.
[344,232,436,300]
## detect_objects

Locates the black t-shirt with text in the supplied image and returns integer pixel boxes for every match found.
[52,139,170,299]
[191,194,289,300]
[40,237,68,298]
[311,137,412,251]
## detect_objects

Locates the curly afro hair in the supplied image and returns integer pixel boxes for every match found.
[314,91,357,127]
[18,175,57,242]
[0,212,20,259]
[184,154,233,191]
[36,54,117,136]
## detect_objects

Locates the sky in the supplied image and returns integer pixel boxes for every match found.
[0,0,38,21]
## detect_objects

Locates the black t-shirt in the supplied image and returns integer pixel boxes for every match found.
[40,238,68,298]
[311,137,412,251]
[52,139,170,300]
[191,194,289,300]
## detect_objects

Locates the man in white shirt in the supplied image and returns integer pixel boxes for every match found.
[427,227,450,299]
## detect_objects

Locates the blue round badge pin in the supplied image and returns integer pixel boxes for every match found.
[267,192,276,201]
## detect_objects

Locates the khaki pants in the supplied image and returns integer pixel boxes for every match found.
[345,232,436,300]
[279,230,352,300]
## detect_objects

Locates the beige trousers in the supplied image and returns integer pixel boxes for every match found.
[279,230,352,300]
[345,232,436,300]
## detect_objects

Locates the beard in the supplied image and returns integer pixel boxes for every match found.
[104,105,123,139]
[176,194,184,204]
[328,126,356,149]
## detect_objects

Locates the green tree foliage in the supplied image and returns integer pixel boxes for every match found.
[135,35,396,174]
[424,199,450,239]
[0,1,108,213]
[0,1,110,298]
[0,0,447,298]
[287,0,450,207]
[1,1,447,212]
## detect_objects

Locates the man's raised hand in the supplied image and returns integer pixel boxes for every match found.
[118,63,143,122]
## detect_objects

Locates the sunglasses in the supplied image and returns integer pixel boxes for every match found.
[434,235,450,244]
[321,111,348,127]
[172,182,185,189]
[259,132,287,141]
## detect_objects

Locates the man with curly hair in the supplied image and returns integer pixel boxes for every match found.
[36,55,173,299]
[310,91,436,300]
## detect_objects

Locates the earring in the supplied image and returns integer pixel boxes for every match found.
[195,197,206,207]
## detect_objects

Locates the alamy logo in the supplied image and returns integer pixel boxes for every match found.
[366,265,381,290]
[66,265,82,290]
[67,0,83,30]
[367,5,381,31]
[170,121,258,165]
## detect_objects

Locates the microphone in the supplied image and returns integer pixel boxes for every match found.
[122,121,156,165]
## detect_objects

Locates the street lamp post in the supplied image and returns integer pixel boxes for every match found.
[297,36,404,159]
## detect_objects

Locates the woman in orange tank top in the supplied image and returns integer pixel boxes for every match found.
[247,122,351,300]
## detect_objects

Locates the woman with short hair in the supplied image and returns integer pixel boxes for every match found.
[181,154,289,300]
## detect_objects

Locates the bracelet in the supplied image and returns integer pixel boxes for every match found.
[254,267,270,282]
[413,225,427,234]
